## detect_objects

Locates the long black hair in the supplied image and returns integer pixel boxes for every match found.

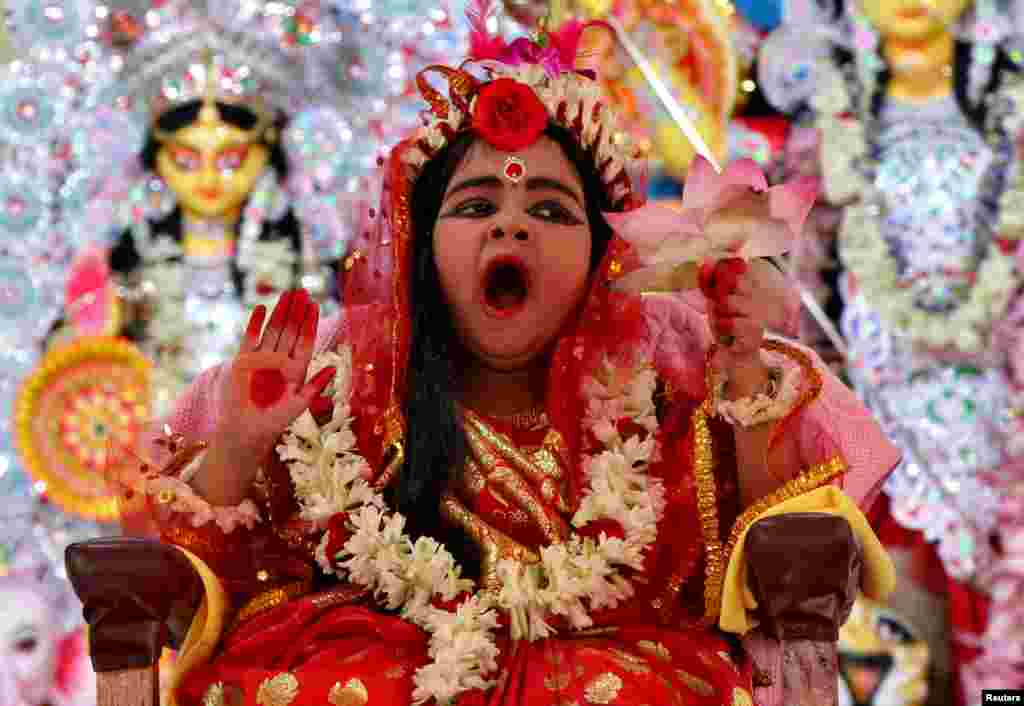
[390,123,617,569]
[108,100,300,290]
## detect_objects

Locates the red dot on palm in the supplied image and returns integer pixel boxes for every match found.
[250,368,287,409]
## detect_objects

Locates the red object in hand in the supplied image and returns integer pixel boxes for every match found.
[699,258,747,303]
[700,258,748,345]
[310,394,333,420]
[712,312,736,334]
[250,368,287,409]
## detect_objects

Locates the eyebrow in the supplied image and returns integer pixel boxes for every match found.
[445,175,502,200]
[445,174,583,206]
[168,138,250,152]
[525,176,582,207]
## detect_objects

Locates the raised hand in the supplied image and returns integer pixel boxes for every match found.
[216,289,335,459]
[700,257,790,378]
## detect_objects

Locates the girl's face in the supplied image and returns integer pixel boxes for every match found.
[433,136,593,371]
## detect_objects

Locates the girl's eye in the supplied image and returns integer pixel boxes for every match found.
[170,148,200,171]
[216,147,249,172]
[529,201,582,225]
[448,199,496,218]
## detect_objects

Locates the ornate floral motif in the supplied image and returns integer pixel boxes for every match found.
[13,336,150,520]
[201,681,226,706]
[583,671,624,704]
[328,678,370,706]
[255,672,299,706]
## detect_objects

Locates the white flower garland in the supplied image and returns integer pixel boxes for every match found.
[276,346,665,705]
[813,60,1020,354]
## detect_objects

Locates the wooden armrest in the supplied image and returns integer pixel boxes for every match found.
[65,537,202,672]
[745,512,862,642]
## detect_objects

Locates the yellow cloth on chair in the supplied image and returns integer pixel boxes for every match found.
[718,485,895,636]
[168,547,230,706]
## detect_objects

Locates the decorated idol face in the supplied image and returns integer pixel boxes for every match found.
[155,101,271,221]
[858,0,971,41]
[433,135,593,371]
[0,583,60,706]
[838,597,930,706]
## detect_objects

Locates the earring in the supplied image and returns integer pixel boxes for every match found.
[146,173,177,219]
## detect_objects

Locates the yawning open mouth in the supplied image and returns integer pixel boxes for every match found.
[482,256,531,318]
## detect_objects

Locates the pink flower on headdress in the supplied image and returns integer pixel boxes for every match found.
[497,21,593,78]
[502,37,567,77]
[468,0,597,79]
[606,155,818,292]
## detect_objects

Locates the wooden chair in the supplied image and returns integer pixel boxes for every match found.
[65,537,203,706]
[66,514,860,706]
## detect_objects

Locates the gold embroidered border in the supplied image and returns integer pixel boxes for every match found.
[761,339,823,443]
[162,526,232,562]
[231,579,312,631]
[389,165,411,418]
[704,454,847,622]
[686,340,830,622]
[692,401,724,625]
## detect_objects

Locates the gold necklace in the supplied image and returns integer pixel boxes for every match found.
[491,406,548,430]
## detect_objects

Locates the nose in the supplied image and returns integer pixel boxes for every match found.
[198,159,219,190]
[490,226,529,242]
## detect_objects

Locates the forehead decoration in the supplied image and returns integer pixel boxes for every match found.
[503,155,526,184]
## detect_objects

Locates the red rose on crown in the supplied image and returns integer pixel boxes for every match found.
[472,78,549,152]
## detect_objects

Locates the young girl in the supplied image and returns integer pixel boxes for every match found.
[134,15,900,706]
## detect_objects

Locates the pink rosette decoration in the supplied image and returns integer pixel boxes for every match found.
[607,155,817,293]
[64,245,118,339]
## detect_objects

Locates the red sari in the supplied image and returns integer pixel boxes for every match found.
[141,141,898,706]
[167,395,760,706]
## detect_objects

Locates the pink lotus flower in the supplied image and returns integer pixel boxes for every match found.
[607,155,817,292]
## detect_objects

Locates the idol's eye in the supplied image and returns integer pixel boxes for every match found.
[216,147,249,172]
[876,614,916,645]
[528,200,582,225]
[447,198,497,218]
[169,147,201,172]
[14,637,37,653]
